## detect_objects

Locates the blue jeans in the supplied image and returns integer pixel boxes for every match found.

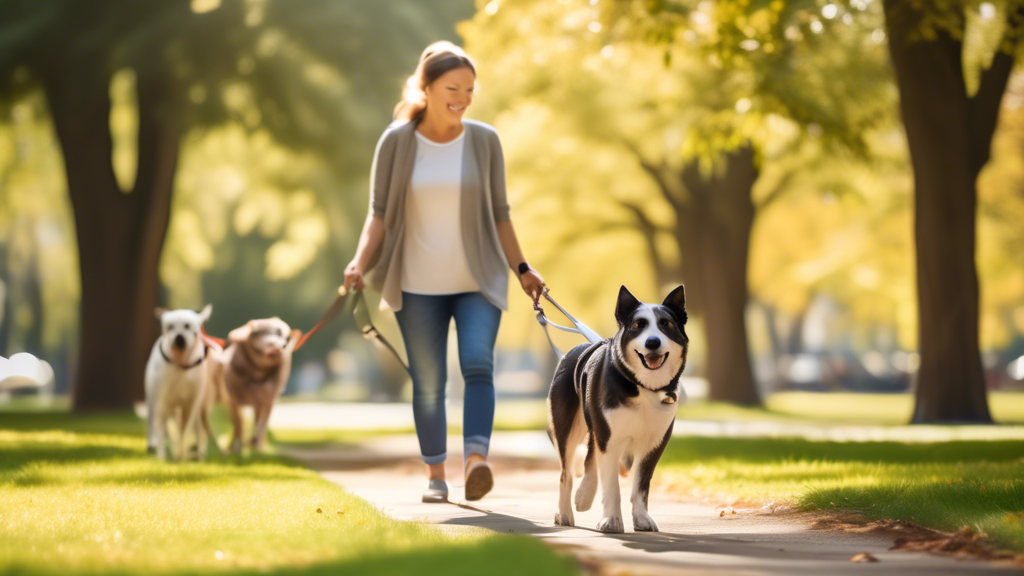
[394,291,502,465]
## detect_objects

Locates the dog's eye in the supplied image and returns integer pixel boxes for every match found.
[184,323,190,330]
[276,329,282,336]
[660,319,674,331]
[630,320,644,332]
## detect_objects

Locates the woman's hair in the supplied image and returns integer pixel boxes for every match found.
[394,41,476,122]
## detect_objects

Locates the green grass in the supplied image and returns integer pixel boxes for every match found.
[656,435,1024,551]
[679,391,1024,425]
[0,412,578,576]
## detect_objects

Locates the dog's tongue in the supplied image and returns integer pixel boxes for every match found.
[645,353,666,370]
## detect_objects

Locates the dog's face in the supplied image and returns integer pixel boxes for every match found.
[155,305,212,356]
[241,317,293,359]
[613,285,688,391]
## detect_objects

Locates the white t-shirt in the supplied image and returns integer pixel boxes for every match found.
[400,129,481,295]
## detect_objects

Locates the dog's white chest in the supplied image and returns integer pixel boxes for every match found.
[146,341,206,403]
[605,388,677,453]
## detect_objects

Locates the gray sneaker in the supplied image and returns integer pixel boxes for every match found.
[422,478,449,503]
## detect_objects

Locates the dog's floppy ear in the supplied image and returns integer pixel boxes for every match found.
[199,304,212,324]
[662,285,687,325]
[615,285,642,327]
[154,307,168,321]
[227,321,254,344]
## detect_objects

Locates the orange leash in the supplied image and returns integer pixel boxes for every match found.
[201,286,352,351]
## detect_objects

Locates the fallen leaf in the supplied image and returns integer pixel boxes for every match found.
[720,511,725,517]
[850,553,879,563]
[316,508,322,514]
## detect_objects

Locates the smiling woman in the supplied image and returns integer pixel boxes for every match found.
[342,41,546,504]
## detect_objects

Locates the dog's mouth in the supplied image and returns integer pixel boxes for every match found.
[636,351,668,371]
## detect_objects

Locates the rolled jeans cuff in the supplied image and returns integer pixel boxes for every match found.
[422,451,447,465]
[464,435,490,459]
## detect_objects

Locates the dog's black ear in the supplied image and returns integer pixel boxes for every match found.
[615,285,642,327]
[661,285,687,325]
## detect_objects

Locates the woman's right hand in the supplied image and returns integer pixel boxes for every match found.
[343,259,365,292]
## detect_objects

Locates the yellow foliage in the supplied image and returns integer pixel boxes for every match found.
[109,69,138,193]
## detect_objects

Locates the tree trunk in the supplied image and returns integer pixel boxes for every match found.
[884,1,1016,423]
[680,147,761,405]
[44,69,180,411]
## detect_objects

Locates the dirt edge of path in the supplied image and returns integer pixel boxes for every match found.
[808,512,1024,567]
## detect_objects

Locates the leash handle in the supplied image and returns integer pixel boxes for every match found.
[533,287,602,360]
[533,287,603,345]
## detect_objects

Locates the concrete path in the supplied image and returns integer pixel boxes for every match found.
[283,432,1021,576]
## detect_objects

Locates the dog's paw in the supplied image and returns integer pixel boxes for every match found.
[575,477,597,512]
[554,512,575,527]
[633,512,659,532]
[596,516,624,533]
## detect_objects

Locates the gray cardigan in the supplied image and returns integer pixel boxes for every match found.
[365,119,511,312]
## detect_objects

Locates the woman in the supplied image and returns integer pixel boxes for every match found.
[343,41,545,503]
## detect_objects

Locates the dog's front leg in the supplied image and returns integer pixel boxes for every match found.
[175,406,190,462]
[631,423,673,532]
[595,447,625,533]
[191,405,208,460]
[630,460,658,532]
[251,400,272,449]
[153,406,169,462]
[226,400,244,454]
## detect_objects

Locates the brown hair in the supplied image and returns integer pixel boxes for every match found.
[394,41,476,122]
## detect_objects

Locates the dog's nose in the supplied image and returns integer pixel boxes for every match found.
[173,335,186,349]
[645,337,661,350]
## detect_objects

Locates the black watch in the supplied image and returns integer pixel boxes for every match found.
[518,262,531,276]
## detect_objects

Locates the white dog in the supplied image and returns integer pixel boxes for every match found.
[145,305,221,461]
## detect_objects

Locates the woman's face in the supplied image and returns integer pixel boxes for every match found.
[424,66,475,121]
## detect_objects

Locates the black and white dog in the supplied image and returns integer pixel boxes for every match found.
[548,285,688,533]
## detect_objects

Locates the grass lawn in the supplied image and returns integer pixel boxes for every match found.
[659,393,1024,552]
[680,391,1024,426]
[0,412,578,576]
[656,434,1024,552]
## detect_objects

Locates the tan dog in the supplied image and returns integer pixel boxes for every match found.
[210,317,301,453]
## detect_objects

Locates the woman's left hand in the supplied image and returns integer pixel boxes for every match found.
[520,269,545,304]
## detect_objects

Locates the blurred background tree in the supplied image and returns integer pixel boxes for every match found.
[882,0,1024,422]
[462,0,897,404]
[1,0,1024,418]
[0,0,473,410]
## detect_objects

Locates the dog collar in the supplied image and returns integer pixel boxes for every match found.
[160,343,208,370]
